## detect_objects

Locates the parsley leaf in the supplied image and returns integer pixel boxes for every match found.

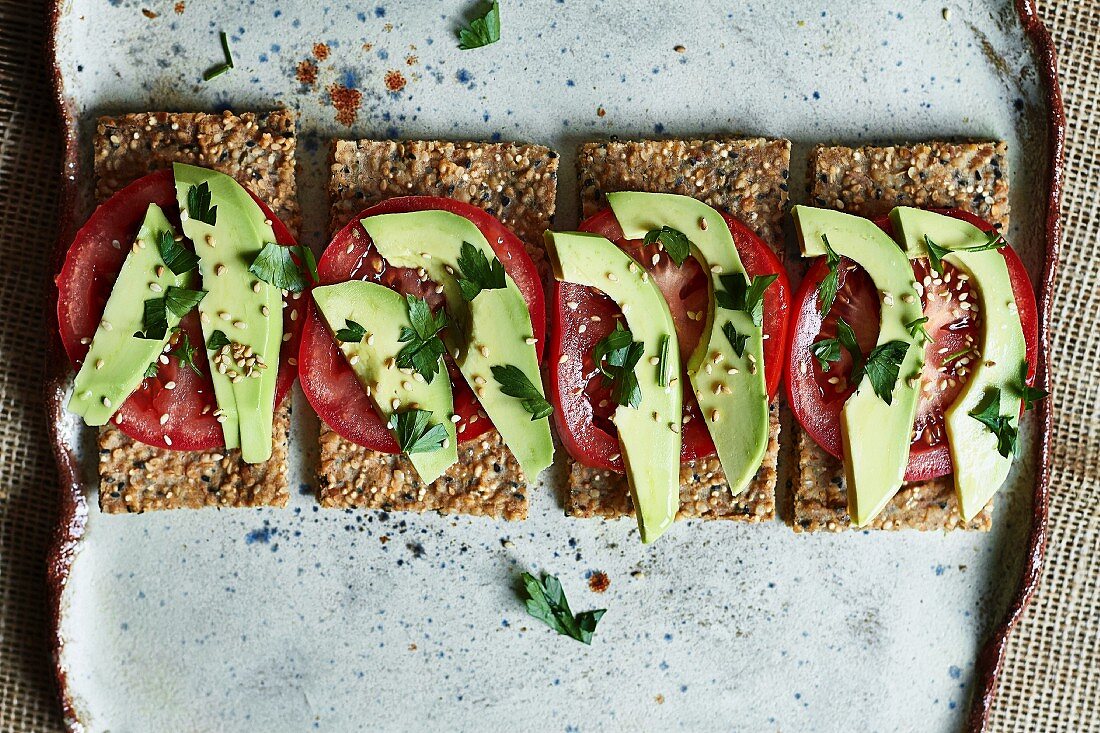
[186,181,217,225]
[335,320,367,344]
[941,347,972,366]
[643,226,691,266]
[206,330,231,350]
[810,317,861,374]
[456,241,506,301]
[520,572,606,645]
[855,340,910,405]
[657,334,671,388]
[156,230,200,275]
[716,272,778,326]
[816,234,842,317]
[171,329,203,375]
[250,242,309,292]
[906,316,932,344]
[491,364,552,420]
[144,362,159,379]
[296,245,319,284]
[164,286,207,318]
[1012,361,1048,411]
[722,321,748,358]
[457,1,501,50]
[139,297,170,340]
[924,230,1007,274]
[969,388,1018,458]
[396,295,449,383]
[592,323,644,409]
[392,408,450,454]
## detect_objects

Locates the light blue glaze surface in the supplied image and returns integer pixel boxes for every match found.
[54,1,1049,730]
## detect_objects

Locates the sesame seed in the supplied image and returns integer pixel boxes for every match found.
[155,265,165,277]
[450,414,462,423]
[391,398,400,410]
[651,253,660,266]
[205,235,216,247]
[80,337,91,345]
[525,337,536,345]
[215,264,227,276]
[579,324,587,334]
[100,320,113,331]
[95,359,104,370]
[111,239,121,249]
[567,301,579,310]
[159,354,169,365]
[346,243,355,254]
[648,356,660,365]
[159,413,169,425]
[558,354,569,364]
[710,264,722,274]
[164,435,173,446]
[219,311,231,321]
[349,355,359,365]
[252,281,262,293]
[261,306,270,317]
[699,217,708,230]
[290,310,299,321]
[902,294,915,304]
[607,272,618,282]
[709,409,720,422]
[102,396,112,407]
[165,381,176,390]
[367,334,376,346]
[233,320,248,329]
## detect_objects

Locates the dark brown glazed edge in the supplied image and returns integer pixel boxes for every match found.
[42,2,1064,731]
[965,1,1064,731]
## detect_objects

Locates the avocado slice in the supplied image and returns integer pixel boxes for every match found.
[890,206,1027,520]
[607,192,770,497]
[792,206,924,526]
[68,204,195,425]
[545,230,682,544]
[361,210,553,481]
[174,164,283,463]
[312,281,458,483]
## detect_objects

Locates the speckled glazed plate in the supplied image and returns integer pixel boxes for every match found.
[47,1,1061,731]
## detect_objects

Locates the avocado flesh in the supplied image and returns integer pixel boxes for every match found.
[608,192,770,496]
[891,206,1026,520]
[361,210,553,481]
[545,231,682,544]
[792,206,924,527]
[312,281,458,483]
[68,204,194,425]
[174,163,283,463]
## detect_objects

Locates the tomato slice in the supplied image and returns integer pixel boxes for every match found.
[785,208,1040,482]
[55,169,304,452]
[549,207,791,472]
[299,196,546,452]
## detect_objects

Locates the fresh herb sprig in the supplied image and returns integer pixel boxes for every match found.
[186,181,217,226]
[250,242,309,292]
[1013,361,1048,411]
[521,572,605,645]
[206,330,231,350]
[457,1,501,50]
[856,340,910,405]
[924,230,1006,275]
[396,295,449,383]
[643,226,691,266]
[137,286,207,340]
[810,317,861,374]
[656,334,671,388]
[456,241,506,301]
[816,234,842,317]
[906,316,932,344]
[722,321,748,358]
[203,31,235,81]
[592,323,644,409]
[391,408,449,454]
[171,329,203,375]
[941,347,972,366]
[335,319,367,344]
[492,364,552,420]
[969,388,1018,458]
[716,272,778,326]
[156,230,200,275]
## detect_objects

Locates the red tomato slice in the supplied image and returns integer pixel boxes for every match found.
[549,207,791,472]
[55,169,304,452]
[299,196,546,452]
[785,209,1040,482]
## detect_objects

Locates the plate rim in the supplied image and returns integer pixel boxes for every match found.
[41,1,1065,730]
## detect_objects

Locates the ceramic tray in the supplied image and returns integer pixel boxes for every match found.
[46,1,1062,731]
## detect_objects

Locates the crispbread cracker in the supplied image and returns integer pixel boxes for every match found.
[794,141,1009,532]
[319,139,560,519]
[569,137,790,522]
[93,110,299,512]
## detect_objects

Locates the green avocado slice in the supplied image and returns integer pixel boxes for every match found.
[312,281,458,483]
[68,204,194,425]
[607,192,770,497]
[545,230,682,544]
[361,210,553,481]
[890,206,1027,520]
[792,206,924,527]
[174,164,283,463]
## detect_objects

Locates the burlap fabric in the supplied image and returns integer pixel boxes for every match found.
[0,2,1093,730]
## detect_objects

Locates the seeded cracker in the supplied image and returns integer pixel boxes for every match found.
[570,138,791,522]
[795,141,1010,532]
[320,140,559,519]
[94,110,298,512]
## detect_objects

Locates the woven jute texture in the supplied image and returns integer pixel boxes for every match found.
[0,2,1093,731]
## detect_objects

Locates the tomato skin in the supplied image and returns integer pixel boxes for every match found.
[785,209,1040,482]
[550,207,790,472]
[55,169,303,452]
[299,196,546,452]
